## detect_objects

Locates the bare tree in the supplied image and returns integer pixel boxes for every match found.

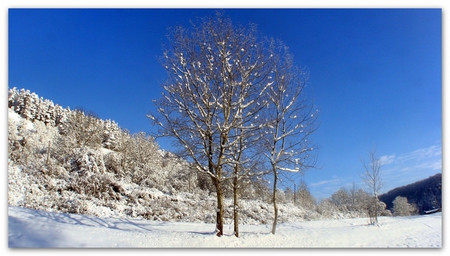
[230,133,266,237]
[348,181,358,211]
[259,43,319,234]
[330,187,351,210]
[295,180,316,209]
[361,147,384,225]
[149,13,277,237]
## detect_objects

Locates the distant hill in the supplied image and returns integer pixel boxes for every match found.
[379,173,442,214]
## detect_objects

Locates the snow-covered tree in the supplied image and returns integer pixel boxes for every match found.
[8,113,35,164]
[348,181,359,211]
[102,120,120,150]
[258,43,319,234]
[113,130,160,184]
[8,87,19,110]
[8,87,70,127]
[361,147,384,225]
[331,187,352,210]
[59,109,104,148]
[392,196,417,216]
[316,198,340,219]
[295,180,316,209]
[16,89,33,120]
[328,183,372,214]
[148,12,284,237]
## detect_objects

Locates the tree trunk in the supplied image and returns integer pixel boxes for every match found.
[188,172,191,193]
[233,174,239,237]
[271,168,278,235]
[374,196,379,224]
[215,177,225,237]
[46,140,51,166]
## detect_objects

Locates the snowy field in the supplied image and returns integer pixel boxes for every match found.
[8,206,441,248]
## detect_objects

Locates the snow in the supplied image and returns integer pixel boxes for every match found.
[98,147,114,156]
[8,206,441,248]
[7,109,22,123]
[8,109,35,132]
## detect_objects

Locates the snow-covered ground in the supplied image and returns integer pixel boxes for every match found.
[8,206,441,248]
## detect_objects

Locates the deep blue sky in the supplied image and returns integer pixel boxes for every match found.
[7,8,442,199]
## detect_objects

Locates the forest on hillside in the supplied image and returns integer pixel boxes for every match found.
[379,173,441,214]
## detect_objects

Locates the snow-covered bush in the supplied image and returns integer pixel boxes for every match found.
[315,199,341,219]
[69,147,106,174]
[68,172,125,201]
[103,151,124,176]
[8,161,29,206]
[392,196,417,216]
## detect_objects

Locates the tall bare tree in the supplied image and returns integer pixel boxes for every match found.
[149,13,277,237]
[228,125,266,237]
[259,43,319,234]
[361,147,384,225]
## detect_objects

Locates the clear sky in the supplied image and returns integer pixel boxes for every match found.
[7,7,442,200]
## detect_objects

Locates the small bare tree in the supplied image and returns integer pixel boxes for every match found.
[330,187,351,210]
[259,43,319,234]
[295,180,316,209]
[361,147,384,225]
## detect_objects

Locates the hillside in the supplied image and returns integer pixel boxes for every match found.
[7,87,370,226]
[379,173,442,214]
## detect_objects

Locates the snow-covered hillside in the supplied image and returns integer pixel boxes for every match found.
[7,88,369,227]
[8,206,441,248]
